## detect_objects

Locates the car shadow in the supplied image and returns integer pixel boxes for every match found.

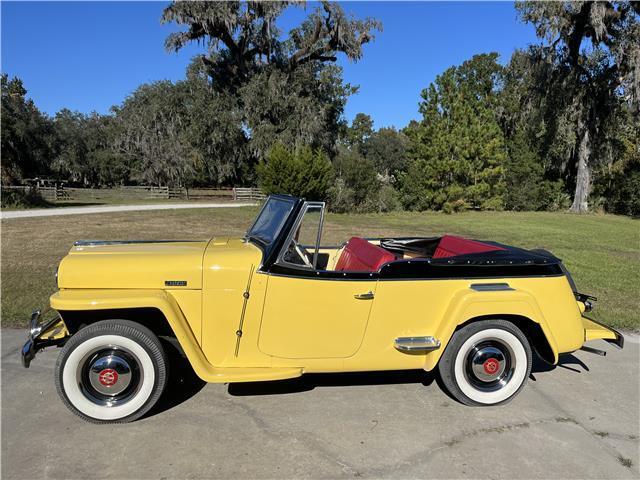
[531,352,590,375]
[143,337,206,419]
[228,369,436,396]
[143,349,592,416]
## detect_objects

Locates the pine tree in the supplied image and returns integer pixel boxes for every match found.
[401,54,506,211]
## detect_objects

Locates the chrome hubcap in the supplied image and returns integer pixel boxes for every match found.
[470,346,506,382]
[464,339,515,392]
[88,354,132,396]
[78,346,142,406]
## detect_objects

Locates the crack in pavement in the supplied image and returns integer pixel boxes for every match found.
[224,397,361,478]
[357,416,590,478]
[528,380,639,474]
[223,395,628,480]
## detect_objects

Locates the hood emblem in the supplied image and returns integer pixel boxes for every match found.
[165,280,187,287]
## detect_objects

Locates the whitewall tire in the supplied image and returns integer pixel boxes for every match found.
[55,320,168,423]
[438,320,532,406]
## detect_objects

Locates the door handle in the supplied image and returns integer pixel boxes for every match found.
[354,291,375,300]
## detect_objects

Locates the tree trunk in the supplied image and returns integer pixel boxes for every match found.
[570,125,591,213]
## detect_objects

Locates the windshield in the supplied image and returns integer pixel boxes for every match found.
[246,196,296,246]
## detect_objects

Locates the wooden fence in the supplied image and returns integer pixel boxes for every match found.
[115,186,192,199]
[2,185,263,202]
[184,188,234,200]
[2,185,65,201]
[233,187,266,201]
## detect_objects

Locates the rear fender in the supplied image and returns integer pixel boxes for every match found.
[423,288,560,371]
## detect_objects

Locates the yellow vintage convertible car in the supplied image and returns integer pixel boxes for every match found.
[22,194,623,423]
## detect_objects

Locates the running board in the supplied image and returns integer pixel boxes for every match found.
[395,336,441,352]
[203,367,304,383]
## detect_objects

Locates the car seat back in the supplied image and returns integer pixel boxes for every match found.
[433,235,505,258]
[335,237,397,272]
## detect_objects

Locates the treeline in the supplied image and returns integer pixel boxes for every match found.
[2,1,638,215]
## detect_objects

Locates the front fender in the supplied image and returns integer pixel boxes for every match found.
[50,289,214,380]
[423,287,562,371]
[49,289,301,383]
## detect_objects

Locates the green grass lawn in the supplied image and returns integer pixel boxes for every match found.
[1,208,638,330]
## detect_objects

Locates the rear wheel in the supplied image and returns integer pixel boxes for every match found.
[55,320,168,423]
[438,320,532,406]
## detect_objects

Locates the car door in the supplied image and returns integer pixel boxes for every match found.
[258,275,377,359]
[257,202,377,359]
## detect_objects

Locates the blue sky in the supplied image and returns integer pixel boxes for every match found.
[1,1,539,129]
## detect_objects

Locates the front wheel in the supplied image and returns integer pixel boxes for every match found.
[438,320,532,406]
[55,320,168,423]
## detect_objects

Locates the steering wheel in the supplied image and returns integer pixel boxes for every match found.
[293,240,313,268]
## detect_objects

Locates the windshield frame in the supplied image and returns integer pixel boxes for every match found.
[245,195,297,246]
[274,201,326,271]
[245,195,303,265]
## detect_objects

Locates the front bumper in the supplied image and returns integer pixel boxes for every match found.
[21,309,68,368]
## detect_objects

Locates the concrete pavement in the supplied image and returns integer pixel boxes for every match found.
[0,202,256,220]
[1,329,638,479]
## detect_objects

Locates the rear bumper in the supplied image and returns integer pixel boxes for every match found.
[21,309,68,368]
[582,316,624,349]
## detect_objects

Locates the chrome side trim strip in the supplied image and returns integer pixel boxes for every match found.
[74,239,202,246]
[469,283,514,291]
[394,336,441,352]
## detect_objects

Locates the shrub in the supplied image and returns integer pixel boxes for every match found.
[593,156,640,217]
[376,184,402,212]
[480,196,504,211]
[1,189,49,209]
[326,179,356,213]
[353,184,402,213]
[442,199,468,214]
[501,131,573,212]
[332,149,379,205]
[256,143,333,201]
[539,180,571,211]
[605,169,640,216]
[329,147,394,213]
[399,162,469,211]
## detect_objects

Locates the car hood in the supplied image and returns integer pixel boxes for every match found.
[57,240,210,290]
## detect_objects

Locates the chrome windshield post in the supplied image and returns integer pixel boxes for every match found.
[312,203,326,269]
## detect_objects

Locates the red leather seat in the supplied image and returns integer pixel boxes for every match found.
[335,237,397,272]
[433,235,505,258]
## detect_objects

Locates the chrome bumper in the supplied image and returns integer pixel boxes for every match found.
[21,309,66,368]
